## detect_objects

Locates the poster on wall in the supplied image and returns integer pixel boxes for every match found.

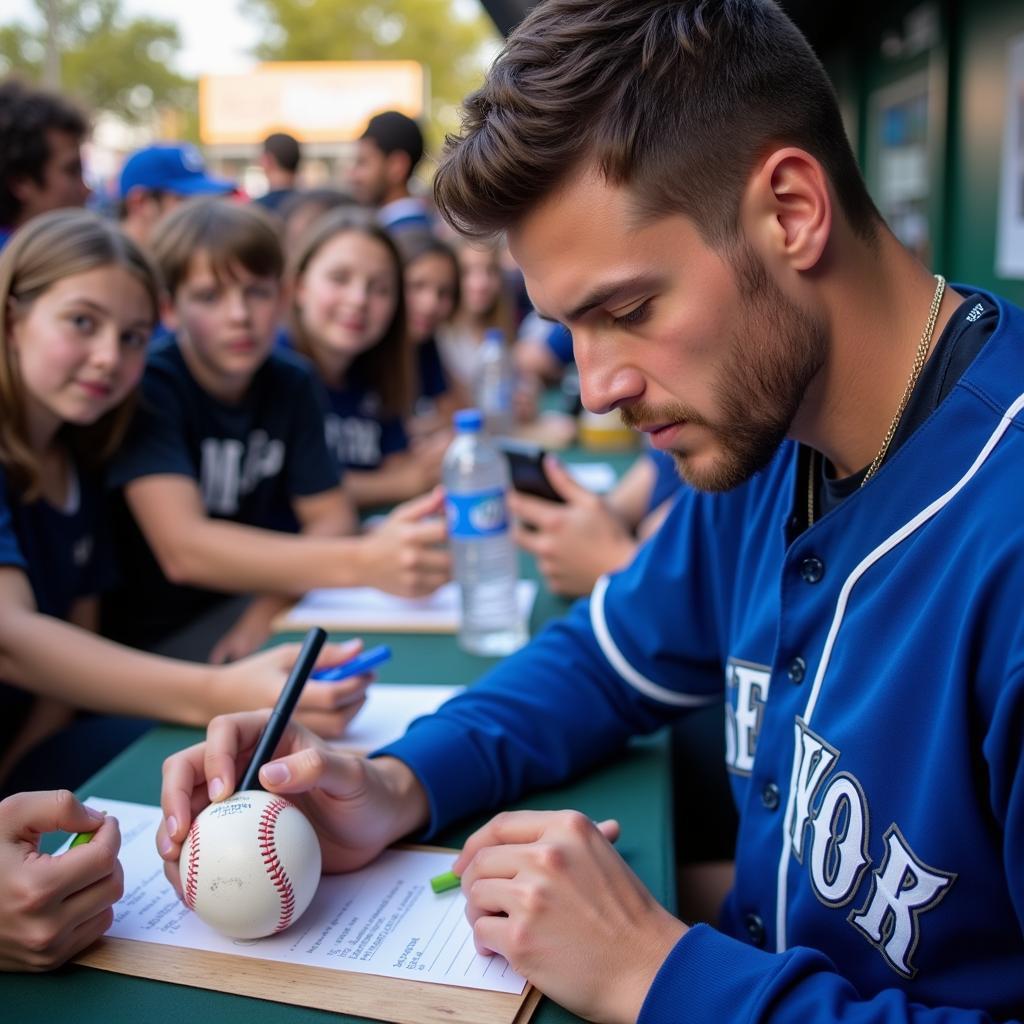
[996,33,1024,279]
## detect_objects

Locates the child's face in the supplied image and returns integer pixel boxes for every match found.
[296,231,398,361]
[8,264,151,430]
[168,251,282,386]
[404,252,457,344]
[458,245,503,319]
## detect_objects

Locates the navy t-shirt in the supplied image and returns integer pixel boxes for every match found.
[325,383,410,472]
[417,336,449,402]
[0,460,111,753]
[104,337,340,645]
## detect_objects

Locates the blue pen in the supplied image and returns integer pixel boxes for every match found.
[312,644,392,682]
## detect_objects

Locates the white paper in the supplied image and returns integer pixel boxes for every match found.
[567,461,617,494]
[333,684,464,751]
[281,579,538,632]
[65,798,525,995]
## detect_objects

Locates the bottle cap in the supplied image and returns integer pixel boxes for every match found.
[453,408,484,432]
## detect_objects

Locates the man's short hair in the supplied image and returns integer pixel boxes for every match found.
[151,197,284,297]
[0,78,87,226]
[263,132,302,174]
[361,111,425,180]
[434,0,880,248]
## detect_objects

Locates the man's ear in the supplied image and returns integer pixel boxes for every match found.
[739,147,832,274]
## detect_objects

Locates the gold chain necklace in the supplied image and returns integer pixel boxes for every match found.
[807,273,946,527]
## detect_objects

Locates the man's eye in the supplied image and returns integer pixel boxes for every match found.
[613,301,650,327]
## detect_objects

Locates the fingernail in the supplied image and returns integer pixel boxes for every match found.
[166,815,177,838]
[86,806,106,821]
[159,834,173,856]
[208,777,224,801]
[261,762,289,786]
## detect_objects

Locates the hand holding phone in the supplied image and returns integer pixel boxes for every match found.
[498,440,565,504]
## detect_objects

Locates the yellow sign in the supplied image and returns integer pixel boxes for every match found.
[199,61,426,145]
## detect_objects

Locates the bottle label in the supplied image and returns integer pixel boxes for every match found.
[446,488,509,538]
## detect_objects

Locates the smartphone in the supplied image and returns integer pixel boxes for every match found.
[498,440,565,503]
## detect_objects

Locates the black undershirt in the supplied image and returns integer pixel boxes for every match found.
[796,289,999,535]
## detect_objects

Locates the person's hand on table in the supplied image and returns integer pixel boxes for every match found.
[157,710,430,897]
[358,487,451,597]
[0,790,123,971]
[455,809,687,1024]
[209,638,371,739]
[509,456,638,597]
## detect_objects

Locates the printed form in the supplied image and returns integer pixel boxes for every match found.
[71,798,526,995]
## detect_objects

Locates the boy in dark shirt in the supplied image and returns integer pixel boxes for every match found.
[106,199,449,659]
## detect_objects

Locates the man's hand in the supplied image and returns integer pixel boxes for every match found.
[510,457,637,597]
[0,790,123,972]
[157,711,430,897]
[209,639,371,738]
[456,809,687,1024]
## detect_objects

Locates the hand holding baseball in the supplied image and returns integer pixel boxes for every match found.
[157,710,431,897]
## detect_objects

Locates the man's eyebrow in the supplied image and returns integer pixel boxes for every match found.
[560,274,661,324]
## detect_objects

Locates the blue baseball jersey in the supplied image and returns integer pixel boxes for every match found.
[379,288,1024,1021]
[105,337,340,645]
[646,449,683,514]
[0,460,111,753]
[324,382,410,472]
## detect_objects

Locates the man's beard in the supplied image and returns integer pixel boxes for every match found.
[621,245,826,493]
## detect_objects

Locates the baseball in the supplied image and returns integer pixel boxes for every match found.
[179,790,322,939]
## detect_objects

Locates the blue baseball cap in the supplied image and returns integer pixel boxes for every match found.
[118,143,234,198]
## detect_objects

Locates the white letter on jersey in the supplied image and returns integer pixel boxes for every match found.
[787,720,838,861]
[724,661,771,775]
[848,824,956,978]
[201,438,244,515]
[808,773,870,906]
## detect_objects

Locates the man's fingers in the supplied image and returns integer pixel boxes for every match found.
[508,490,563,530]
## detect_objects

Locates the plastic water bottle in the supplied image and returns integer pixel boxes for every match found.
[443,409,528,656]
[474,328,515,436]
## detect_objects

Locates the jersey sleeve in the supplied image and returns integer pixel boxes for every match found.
[106,368,196,488]
[285,371,343,497]
[376,488,728,835]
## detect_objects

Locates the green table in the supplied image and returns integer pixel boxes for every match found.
[6,446,672,1024]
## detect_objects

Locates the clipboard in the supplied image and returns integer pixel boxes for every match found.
[75,843,542,1024]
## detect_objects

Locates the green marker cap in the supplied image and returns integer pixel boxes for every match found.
[430,869,461,894]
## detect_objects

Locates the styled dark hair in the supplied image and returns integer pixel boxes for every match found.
[151,197,284,296]
[263,132,302,173]
[0,79,88,227]
[434,0,880,248]
[361,111,425,181]
[0,209,160,499]
[289,209,412,419]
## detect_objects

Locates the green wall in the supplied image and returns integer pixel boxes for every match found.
[819,0,1024,304]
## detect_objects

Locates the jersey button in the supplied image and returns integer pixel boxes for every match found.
[800,556,825,583]
[745,913,766,947]
[787,657,806,683]
[761,782,780,810]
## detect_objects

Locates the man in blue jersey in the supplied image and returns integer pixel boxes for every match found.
[158,2,1024,1021]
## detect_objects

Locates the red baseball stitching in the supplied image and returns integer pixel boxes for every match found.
[184,819,200,910]
[258,798,296,933]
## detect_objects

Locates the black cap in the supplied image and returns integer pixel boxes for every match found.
[361,110,424,174]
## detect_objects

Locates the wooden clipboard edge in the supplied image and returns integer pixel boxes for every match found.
[74,842,540,1024]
